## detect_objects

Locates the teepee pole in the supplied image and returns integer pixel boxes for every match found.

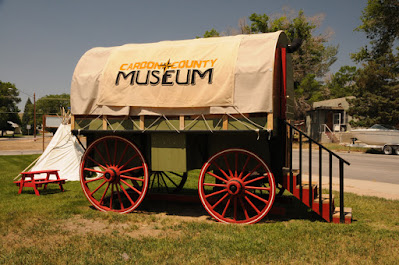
[13,155,42,180]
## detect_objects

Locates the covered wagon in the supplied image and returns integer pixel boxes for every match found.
[70,31,352,224]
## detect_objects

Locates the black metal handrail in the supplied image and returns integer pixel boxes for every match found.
[285,121,350,223]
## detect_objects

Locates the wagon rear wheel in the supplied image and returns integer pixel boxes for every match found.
[198,149,276,224]
[80,136,149,213]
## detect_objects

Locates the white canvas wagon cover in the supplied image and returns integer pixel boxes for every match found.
[71,31,288,116]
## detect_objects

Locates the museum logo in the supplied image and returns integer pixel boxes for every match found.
[115,59,217,86]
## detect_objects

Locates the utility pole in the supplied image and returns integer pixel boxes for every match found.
[34,92,36,139]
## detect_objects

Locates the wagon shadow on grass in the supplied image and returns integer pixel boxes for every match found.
[134,191,324,224]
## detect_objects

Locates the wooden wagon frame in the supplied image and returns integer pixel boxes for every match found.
[70,32,352,224]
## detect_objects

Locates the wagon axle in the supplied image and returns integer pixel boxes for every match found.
[104,167,120,183]
[227,179,243,195]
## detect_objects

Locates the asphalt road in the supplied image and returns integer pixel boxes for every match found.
[292,149,399,185]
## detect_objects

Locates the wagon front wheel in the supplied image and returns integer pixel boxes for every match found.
[198,149,276,224]
[80,136,149,213]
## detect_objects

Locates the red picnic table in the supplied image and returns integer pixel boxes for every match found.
[14,169,67,196]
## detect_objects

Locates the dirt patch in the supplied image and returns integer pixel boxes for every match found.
[61,214,192,239]
[0,138,51,151]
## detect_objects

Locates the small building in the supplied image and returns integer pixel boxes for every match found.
[306,97,354,143]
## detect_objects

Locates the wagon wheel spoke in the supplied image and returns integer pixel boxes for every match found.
[233,197,238,221]
[245,190,269,204]
[113,138,118,166]
[221,197,231,217]
[109,183,114,210]
[223,155,234,178]
[80,136,148,213]
[103,139,112,166]
[211,192,229,210]
[120,183,135,206]
[162,172,178,188]
[238,156,250,179]
[120,179,142,196]
[203,183,226,188]
[84,175,104,183]
[86,156,107,171]
[120,175,144,182]
[246,186,271,191]
[90,180,107,196]
[93,146,109,167]
[149,171,187,194]
[117,144,129,167]
[119,165,144,174]
[239,197,249,220]
[99,182,111,205]
[115,184,124,210]
[234,153,238,178]
[199,149,276,224]
[206,171,228,183]
[244,195,261,214]
[241,163,262,182]
[205,188,227,199]
[244,175,267,185]
[120,153,139,170]
[212,162,231,181]
[159,172,170,193]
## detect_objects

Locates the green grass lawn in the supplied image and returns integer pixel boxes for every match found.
[0,155,398,264]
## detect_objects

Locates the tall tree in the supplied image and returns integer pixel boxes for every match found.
[201,10,338,119]
[349,0,399,127]
[0,81,21,136]
[21,98,34,135]
[325,66,357,99]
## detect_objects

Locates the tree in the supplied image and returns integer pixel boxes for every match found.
[348,53,399,127]
[0,81,21,136]
[349,0,399,127]
[203,28,220,38]
[21,98,34,135]
[353,0,399,61]
[200,10,338,119]
[36,93,70,127]
[325,66,357,99]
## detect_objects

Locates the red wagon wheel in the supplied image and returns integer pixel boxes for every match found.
[80,136,149,213]
[198,149,276,224]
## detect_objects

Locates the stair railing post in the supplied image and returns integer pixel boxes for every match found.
[319,146,322,216]
[289,125,293,192]
[299,133,303,201]
[329,153,333,222]
[309,141,312,208]
[340,160,344,223]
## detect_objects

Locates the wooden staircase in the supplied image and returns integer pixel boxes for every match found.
[284,121,352,224]
[282,168,352,223]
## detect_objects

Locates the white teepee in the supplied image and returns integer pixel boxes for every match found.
[30,123,84,181]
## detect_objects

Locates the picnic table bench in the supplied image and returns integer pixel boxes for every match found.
[14,169,67,196]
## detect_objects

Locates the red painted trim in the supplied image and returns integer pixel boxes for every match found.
[281,48,287,119]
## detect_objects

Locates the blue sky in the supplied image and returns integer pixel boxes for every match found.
[0,0,368,109]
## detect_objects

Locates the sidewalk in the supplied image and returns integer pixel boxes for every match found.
[324,176,399,200]
[0,150,43,155]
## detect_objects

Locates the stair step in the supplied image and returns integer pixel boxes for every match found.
[332,207,353,224]
[281,166,352,224]
[301,180,318,185]
[314,194,335,204]
[296,183,317,189]
[282,168,300,176]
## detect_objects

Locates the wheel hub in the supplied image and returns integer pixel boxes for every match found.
[104,167,120,183]
[227,179,244,195]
